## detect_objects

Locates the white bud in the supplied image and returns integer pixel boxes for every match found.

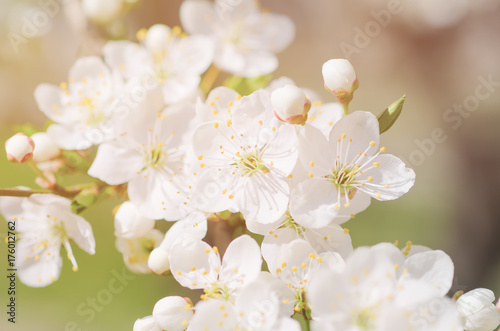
[148,247,170,275]
[145,24,172,53]
[31,132,59,163]
[5,133,35,163]
[153,296,194,331]
[322,59,358,105]
[133,316,161,331]
[456,288,500,331]
[82,0,123,24]
[271,85,311,125]
[114,201,155,239]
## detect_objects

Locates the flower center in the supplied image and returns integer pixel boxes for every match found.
[203,282,232,301]
[127,237,157,264]
[327,164,359,199]
[234,151,269,176]
[144,141,166,169]
[283,214,306,235]
[351,307,377,329]
[79,96,105,126]
[153,62,171,84]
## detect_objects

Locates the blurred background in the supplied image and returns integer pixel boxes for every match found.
[1,0,499,329]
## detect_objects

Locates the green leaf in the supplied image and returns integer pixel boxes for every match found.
[223,74,273,96]
[377,95,406,134]
[70,189,97,214]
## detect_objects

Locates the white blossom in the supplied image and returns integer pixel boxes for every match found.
[0,194,95,287]
[34,56,123,150]
[180,0,295,77]
[103,24,214,104]
[308,243,462,331]
[191,89,298,225]
[266,238,344,313]
[170,234,262,299]
[456,288,500,331]
[88,90,195,220]
[290,111,415,228]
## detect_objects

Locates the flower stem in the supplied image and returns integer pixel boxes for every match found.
[28,161,52,184]
[342,102,349,116]
[302,309,311,331]
[200,65,221,95]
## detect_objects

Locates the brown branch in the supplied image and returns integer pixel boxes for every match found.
[0,188,79,199]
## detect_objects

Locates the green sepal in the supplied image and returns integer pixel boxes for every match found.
[71,188,98,214]
[452,290,464,301]
[223,74,273,96]
[377,95,406,134]
[61,150,92,172]
[218,210,231,221]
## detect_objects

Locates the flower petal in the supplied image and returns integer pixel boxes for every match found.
[128,169,189,220]
[170,236,220,290]
[88,141,143,185]
[180,0,216,35]
[220,235,262,290]
[298,125,333,177]
[171,35,214,76]
[196,86,241,122]
[304,223,353,258]
[289,178,338,229]
[16,233,62,287]
[261,227,299,269]
[153,296,194,331]
[239,172,289,224]
[329,111,380,163]
[361,154,416,201]
[34,84,75,125]
[187,299,238,331]
[46,124,93,150]
[63,212,96,255]
[401,250,454,296]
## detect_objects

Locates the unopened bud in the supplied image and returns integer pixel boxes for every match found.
[322,59,359,105]
[153,296,194,331]
[145,24,171,53]
[271,85,311,125]
[5,133,35,163]
[133,316,158,331]
[148,247,170,275]
[82,0,123,24]
[31,132,60,163]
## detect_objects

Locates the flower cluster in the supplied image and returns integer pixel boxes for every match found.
[1,1,499,330]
